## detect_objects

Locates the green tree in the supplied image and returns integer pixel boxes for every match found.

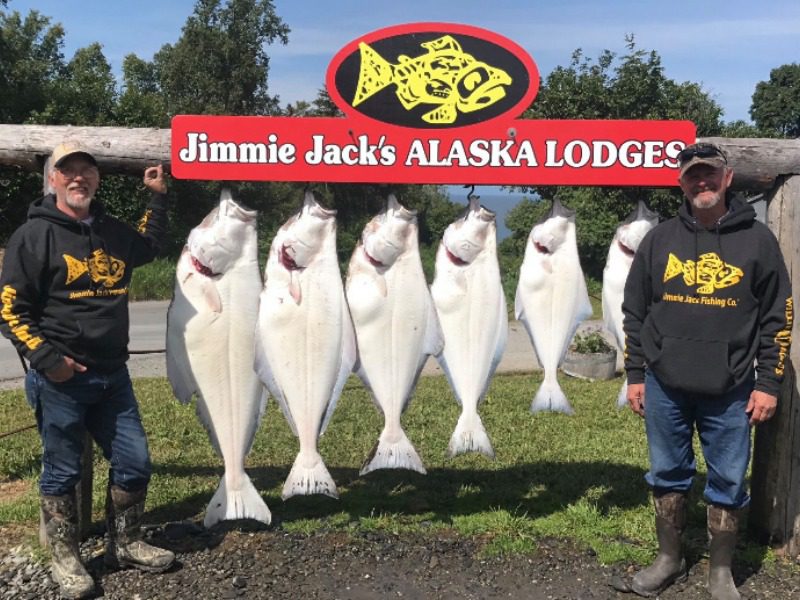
[115,55,168,127]
[0,7,66,244]
[29,42,117,125]
[154,0,289,117]
[0,8,64,123]
[284,89,341,117]
[719,119,778,138]
[750,63,800,138]
[506,37,725,280]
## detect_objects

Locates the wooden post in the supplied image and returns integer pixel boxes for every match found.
[750,174,800,557]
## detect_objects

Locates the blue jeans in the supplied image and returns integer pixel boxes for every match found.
[25,366,152,496]
[643,369,753,509]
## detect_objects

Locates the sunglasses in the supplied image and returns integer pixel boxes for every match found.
[677,144,726,165]
[56,165,99,179]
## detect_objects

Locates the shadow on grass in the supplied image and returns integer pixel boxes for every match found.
[142,462,774,585]
[141,460,649,553]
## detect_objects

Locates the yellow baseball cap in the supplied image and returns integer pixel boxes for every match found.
[51,141,97,167]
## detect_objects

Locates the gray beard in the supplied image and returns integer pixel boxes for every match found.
[65,192,94,212]
[691,191,722,212]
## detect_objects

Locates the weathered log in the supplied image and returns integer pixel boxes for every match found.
[0,125,797,187]
[0,124,170,176]
[700,137,800,191]
[750,174,800,557]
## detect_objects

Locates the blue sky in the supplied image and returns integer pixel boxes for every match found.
[8,0,800,124]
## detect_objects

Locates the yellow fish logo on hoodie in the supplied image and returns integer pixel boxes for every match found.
[663,252,743,294]
[64,249,126,288]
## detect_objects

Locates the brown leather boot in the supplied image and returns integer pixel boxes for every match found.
[707,505,742,600]
[41,493,95,599]
[104,485,175,573]
[630,492,688,597]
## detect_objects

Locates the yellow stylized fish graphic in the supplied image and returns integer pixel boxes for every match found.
[353,35,513,124]
[663,252,743,295]
[64,249,126,288]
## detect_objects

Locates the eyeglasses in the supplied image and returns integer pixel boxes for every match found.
[56,165,99,179]
[677,143,727,165]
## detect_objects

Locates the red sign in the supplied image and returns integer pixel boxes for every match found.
[170,22,697,187]
[172,116,695,186]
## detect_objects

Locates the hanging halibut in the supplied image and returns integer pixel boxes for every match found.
[254,191,356,500]
[346,195,443,475]
[431,195,507,458]
[515,199,592,414]
[602,200,659,407]
[166,189,270,528]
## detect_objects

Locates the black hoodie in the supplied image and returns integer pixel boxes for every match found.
[622,196,792,397]
[0,192,168,373]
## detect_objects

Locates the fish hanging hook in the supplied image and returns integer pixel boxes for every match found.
[463,184,476,201]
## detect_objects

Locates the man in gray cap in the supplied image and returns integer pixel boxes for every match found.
[0,141,175,599]
[621,142,792,600]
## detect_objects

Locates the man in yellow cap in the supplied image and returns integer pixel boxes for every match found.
[0,141,175,599]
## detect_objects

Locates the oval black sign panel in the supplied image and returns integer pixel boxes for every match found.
[327,23,539,129]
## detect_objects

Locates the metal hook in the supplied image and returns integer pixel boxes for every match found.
[463,184,476,200]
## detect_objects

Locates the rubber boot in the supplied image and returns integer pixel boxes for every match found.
[630,492,688,597]
[707,505,742,600]
[41,493,95,599]
[104,485,175,573]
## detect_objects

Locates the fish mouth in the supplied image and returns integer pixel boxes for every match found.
[280,244,300,271]
[533,241,551,255]
[191,256,217,277]
[445,247,468,266]
[363,246,384,268]
[617,240,635,257]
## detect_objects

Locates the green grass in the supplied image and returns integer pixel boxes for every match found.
[128,258,176,301]
[586,276,603,319]
[0,372,778,568]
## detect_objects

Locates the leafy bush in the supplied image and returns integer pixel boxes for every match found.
[570,329,614,354]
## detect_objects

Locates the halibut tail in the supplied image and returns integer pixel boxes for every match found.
[531,379,575,415]
[281,452,339,500]
[448,412,495,459]
[360,428,427,475]
[203,473,271,528]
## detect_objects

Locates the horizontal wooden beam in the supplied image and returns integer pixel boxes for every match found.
[0,125,797,189]
[700,137,800,191]
[0,124,170,176]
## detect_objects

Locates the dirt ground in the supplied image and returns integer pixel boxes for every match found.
[2,517,799,600]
